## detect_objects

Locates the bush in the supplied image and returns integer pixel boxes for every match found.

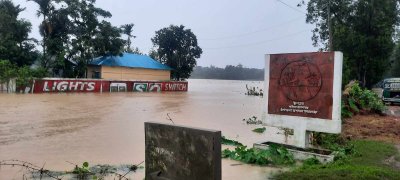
[16,66,33,87]
[16,67,48,88]
[311,132,357,161]
[0,60,16,84]
[222,144,295,165]
[31,67,48,78]
[342,81,386,118]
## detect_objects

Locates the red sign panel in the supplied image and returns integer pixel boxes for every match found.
[31,79,188,93]
[33,79,104,93]
[163,82,188,91]
[268,52,335,120]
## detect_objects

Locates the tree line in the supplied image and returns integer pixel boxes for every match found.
[190,65,264,80]
[0,0,202,84]
[301,0,400,87]
[3,0,400,87]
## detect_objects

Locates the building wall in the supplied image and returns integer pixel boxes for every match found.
[87,66,101,79]
[100,66,171,81]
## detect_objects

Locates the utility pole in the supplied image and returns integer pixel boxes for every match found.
[327,0,333,51]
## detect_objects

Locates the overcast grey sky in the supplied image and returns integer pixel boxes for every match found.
[14,0,317,68]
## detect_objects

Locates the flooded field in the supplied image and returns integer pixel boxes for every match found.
[0,79,289,179]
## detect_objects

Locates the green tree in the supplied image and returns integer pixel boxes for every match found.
[30,0,72,76]
[92,21,125,56]
[16,66,33,88]
[151,25,203,80]
[121,23,136,52]
[0,60,16,92]
[130,47,143,55]
[389,42,400,77]
[0,0,39,67]
[29,0,54,70]
[302,0,399,87]
[55,0,124,78]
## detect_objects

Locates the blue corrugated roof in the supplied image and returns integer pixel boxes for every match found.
[90,53,173,70]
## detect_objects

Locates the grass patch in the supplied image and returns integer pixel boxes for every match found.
[395,153,400,162]
[273,140,400,180]
[252,127,266,133]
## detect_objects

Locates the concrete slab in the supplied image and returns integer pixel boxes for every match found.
[145,122,221,180]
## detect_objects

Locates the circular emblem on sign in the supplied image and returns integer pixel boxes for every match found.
[279,60,322,102]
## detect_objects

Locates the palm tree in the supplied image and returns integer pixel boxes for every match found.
[121,23,136,52]
[28,0,54,69]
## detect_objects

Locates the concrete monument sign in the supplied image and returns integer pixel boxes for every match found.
[264,52,343,148]
[145,122,221,180]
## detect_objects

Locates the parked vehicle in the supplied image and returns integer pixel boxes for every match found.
[372,78,400,104]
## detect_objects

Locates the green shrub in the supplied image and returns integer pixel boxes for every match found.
[16,67,49,88]
[16,66,33,87]
[1,60,48,89]
[302,157,321,166]
[342,81,386,118]
[0,60,16,84]
[222,144,295,166]
[31,67,48,78]
[311,132,358,161]
[72,162,91,179]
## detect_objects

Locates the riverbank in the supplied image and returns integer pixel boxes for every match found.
[274,109,400,180]
[274,140,400,179]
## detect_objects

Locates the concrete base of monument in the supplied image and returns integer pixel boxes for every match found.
[253,141,335,164]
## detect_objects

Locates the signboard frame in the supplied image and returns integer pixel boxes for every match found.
[263,52,343,147]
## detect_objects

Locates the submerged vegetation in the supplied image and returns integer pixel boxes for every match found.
[221,136,243,146]
[242,116,262,125]
[222,144,295,166]
[245,84,263,97]
[221,136,294,166]
[252,127,266,133]
[0,160,143,180]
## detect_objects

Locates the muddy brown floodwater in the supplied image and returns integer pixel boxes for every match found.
[0,79,290,180]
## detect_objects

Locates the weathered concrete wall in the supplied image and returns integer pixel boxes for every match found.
[0,78,16,93]
[145,122,221,180]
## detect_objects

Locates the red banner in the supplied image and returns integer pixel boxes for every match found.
[31,79,188,93]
